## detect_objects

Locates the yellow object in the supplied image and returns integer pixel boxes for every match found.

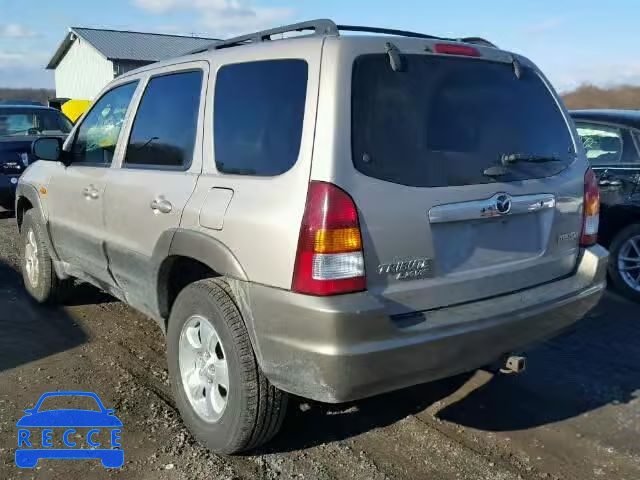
[39,186,47,195]
[314,227,362,253]
[61,99,91,122]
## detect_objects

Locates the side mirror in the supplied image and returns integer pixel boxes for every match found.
[32,137,63,162]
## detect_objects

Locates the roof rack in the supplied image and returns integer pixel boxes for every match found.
[334,24,443,41]
[190,19,497,54]
[192,19,338,52]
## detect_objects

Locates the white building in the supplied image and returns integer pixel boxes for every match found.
[46,27,219,100]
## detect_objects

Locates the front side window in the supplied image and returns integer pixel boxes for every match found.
[352,54,574,187]
[576,123,623,165]
[124,70,203,169]
[214,59,308,176]
[70,82,138,166]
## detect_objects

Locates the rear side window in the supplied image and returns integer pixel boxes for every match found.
[575,123,623,165]
[124,70,203,169]
[352,54,574,187]
[214,59,308,176]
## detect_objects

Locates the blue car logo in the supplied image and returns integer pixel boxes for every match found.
[15,391,123,468]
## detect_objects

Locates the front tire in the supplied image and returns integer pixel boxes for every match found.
[608,224,640,302]
[20,210,66,304]
[167,278,288,453]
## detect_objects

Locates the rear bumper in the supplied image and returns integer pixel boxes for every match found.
[247,245,608,403]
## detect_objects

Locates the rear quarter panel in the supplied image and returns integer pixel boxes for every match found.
[180,38,324,289]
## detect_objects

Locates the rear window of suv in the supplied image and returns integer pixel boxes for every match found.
[351,54,574,187]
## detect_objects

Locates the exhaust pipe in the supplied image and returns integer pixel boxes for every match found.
[499,355,527,374]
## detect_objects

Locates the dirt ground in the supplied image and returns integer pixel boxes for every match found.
[0,214,638,480]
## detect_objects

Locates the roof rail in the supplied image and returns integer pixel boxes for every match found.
[191,19,339,53]
[189,19,496,54]
[336,24,444,41]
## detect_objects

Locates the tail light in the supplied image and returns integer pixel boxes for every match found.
[293,181,366,295]
[581,168,600,247]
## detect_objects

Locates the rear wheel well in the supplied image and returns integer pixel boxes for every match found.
[16,197,33,230]
[158,256,220,322]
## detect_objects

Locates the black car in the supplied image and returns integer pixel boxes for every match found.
[571,109,640,301]
[0,105,72,208]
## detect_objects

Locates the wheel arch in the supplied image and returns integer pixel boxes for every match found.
[15,184,45,232]
[153,229,249,321]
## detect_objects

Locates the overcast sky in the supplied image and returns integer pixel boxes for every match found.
[0,0,637,92]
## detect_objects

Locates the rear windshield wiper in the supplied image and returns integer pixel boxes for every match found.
[483,165,508,178]
[484,153,562,178]
[501,153,560,165]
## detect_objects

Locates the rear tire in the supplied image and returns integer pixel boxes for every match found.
[608,224,640,302]
[20,210,68,304]
[167,278,288,453]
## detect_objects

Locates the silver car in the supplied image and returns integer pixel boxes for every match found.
[16,20,608,453]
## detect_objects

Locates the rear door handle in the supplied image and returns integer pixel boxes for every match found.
[150,197,172,214]
[82,185,100,199]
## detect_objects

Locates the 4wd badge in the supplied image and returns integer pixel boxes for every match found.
[378,258,433,280]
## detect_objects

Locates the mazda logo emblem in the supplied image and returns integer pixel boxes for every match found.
[495,194,512,214]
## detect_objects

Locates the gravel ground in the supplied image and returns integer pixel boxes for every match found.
[0,214,638,480]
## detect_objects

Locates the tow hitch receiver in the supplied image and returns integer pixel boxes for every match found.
[500,355,527,374]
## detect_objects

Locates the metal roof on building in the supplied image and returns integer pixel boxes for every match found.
[46,27,220,69]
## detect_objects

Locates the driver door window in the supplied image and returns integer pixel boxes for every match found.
[69,82,138,166]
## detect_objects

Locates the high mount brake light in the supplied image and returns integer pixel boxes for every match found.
[433,43,481,57]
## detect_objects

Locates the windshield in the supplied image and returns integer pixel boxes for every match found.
[351,54,574,187]
[0,108,73,137]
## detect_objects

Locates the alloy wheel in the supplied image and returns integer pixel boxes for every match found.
[618,234,640,292]
[24,229,39,288]
[178,315,230,422]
